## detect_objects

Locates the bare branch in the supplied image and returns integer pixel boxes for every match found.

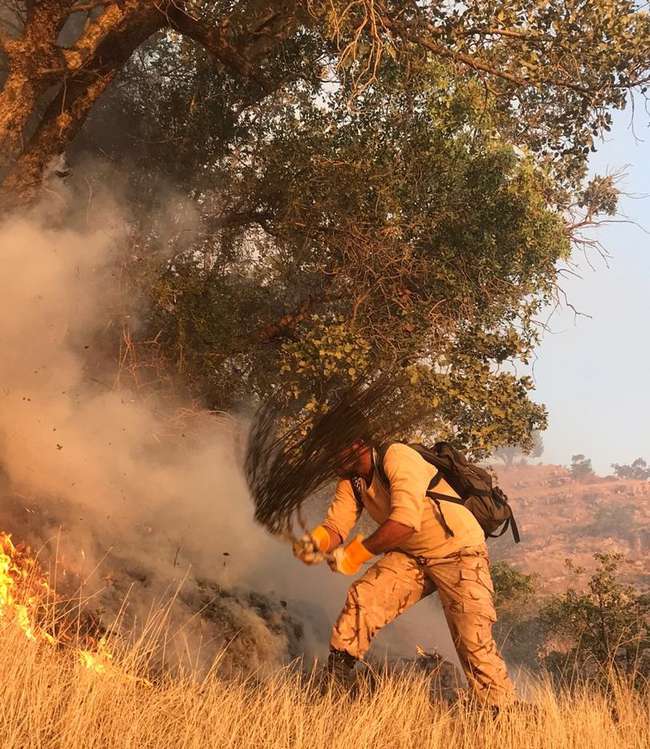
[69,1,113,13]
[62,0,158,73]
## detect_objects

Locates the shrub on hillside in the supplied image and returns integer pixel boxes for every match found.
[539,553,650,681]
[492,561,545,669]
[492,561,538,608]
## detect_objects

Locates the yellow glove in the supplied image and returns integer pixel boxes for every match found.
[328,535,373,575]
[292,525,330,565]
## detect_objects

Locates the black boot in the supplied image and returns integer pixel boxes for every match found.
[327,649,358,692]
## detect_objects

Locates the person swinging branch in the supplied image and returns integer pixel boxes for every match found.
[293,429,516,707]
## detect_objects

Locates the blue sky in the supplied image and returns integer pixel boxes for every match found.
[532,106,650,474]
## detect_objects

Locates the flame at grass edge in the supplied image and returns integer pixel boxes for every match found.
[0,531,149,685]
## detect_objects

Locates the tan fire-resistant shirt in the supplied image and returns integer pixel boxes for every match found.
[323,443,485,558]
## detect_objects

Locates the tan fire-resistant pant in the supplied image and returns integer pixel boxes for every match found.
[330,544,515,706]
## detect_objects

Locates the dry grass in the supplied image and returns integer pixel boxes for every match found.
[0,622,648,749]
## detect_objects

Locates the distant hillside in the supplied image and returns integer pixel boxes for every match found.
[490,463,650,591]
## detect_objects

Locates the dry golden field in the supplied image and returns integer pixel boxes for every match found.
[0,530,647,748]
[0,621,648,749]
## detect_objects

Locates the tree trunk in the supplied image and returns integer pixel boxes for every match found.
[0,0,168,210]
[0,68,39,169]
[0,0,72,170]
[0,3,165,210]
[0,1,301,211]
[0,72,117,210]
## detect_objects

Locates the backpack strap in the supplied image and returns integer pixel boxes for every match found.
[376,444,446,491]
[427,490,464,504]
[349,447,391,511]
[428,497,455,538]
[350,477,364,510]
[427,472,445,492]
[509,514,521,543]
[486,518,511,538]
[376,444,456,538]
[373,445,390,486]
[485,514,521,543]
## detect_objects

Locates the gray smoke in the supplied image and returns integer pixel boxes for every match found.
[0,200,456,676]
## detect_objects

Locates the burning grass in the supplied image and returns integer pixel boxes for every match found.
[0,531,150,681]
[0,532,55,644]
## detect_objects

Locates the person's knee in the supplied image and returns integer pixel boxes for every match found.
[448,612,498,654]
[346,577,376,611]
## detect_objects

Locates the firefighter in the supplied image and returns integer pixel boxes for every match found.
[293,438,516,707]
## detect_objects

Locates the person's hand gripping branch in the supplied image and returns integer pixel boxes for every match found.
[292,525,336,565]
[293,527,374,574]
[294,517,415,574]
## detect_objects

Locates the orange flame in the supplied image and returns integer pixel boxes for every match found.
[0,532,54,644]
[0,532,115,669]
[0,531,150,686]
[79,636,113,674]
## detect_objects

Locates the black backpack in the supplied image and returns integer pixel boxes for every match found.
[352,441,520,543]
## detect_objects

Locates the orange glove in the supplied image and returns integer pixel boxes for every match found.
[328,535,373,575]
[292,525,330,565]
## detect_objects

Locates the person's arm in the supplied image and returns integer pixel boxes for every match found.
[320,479,363,548]
[329,445,428,574]
[293,479,361,564]
[363,519,415,555]
[318,526,342,553]
[328,519,415,574]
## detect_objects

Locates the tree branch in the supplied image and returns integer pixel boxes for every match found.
[258,294,326,344]
[62,0,156,73]
[69,0,113,13]
[385,17,594,96]
[0,0,303,205]
[0,0,163,209]
[164,7,254,78]
[164,2,301,81]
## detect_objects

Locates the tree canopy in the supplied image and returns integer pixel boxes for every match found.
[2,1,649,203]
[612,458,650,481]
[570,454,595,481]
[1,1,649,454]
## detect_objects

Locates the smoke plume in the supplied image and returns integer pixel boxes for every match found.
[0,203,457,675]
